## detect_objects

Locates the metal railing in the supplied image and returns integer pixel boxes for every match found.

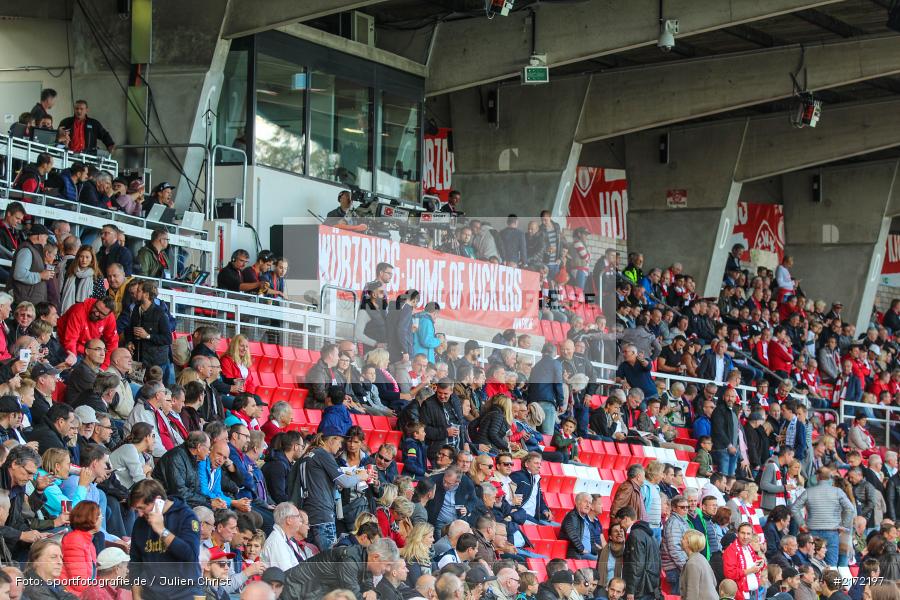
[839,400,900,448]
[1,134,119,182]
[150,277,347,351]
[115,142,248,221]
[0,188,214,274]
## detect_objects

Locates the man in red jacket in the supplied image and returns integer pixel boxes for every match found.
[57,296,118,369]
[767,325,794,380]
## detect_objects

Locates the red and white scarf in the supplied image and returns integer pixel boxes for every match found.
[767,458,787,506]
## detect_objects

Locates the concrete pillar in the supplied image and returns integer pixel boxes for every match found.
[448,77,589,218]
[782,161,899,334]
[623,121,748,296]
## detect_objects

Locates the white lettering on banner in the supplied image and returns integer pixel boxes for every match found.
[889,235,900,264]
[424,129,455,201]
[319,226,539,330]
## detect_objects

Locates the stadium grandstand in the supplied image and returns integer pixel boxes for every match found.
[2,2,900,600]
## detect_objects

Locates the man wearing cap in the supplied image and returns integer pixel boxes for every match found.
[9,223,53,305]
[288,424,364,551]
[114,178,144,216]
[97,224,134,276]
[144,181,176,217]
[463,564,496,600]
[281,537,398,600]
[0,396,26,445]
[202,546,236,600]
[536,569,574,600]
[30,362,58,427]
[261,567,285,598]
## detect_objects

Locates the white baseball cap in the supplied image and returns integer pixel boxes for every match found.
[97,547,130,571]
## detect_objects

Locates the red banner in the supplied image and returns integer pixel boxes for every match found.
[317,226,541,331]
[567,167,628,239]
[730,202,785,263]
[884,235,900,275]
[423,128,454,202]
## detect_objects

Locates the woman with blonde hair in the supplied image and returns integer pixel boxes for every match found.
[401,521,435,585]
[680,529,718,600]
[366,348,405,409]
[469,454,495,487]
[220,334,257,394]
[786,459,805,505]
[375,483,398,538]
[60,245,106,313]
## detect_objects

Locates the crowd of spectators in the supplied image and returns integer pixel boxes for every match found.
[1,90,900,600]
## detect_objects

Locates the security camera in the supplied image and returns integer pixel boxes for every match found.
[658,19,679,52]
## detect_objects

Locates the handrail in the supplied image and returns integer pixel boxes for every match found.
[0,188,212,251]
[115,143,212,218]
[133,275,320,314]
[1,133,119,183]
[210,144,248,223]
[839,400,900,447]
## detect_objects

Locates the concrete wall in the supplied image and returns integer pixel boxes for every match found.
[782,161,897,333]
[69,0,228,209]
[0,18,73,127]
[448,79,588,218]
[624,121,747,294]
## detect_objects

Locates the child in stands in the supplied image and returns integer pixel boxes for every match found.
[552,417,582,464]
[695,435,713,478]
[241,530,265,582]
[400,421,427,480]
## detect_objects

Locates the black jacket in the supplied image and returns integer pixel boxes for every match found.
[97,242,134,276]
[72,389,108,415]
[425,472,476,528]
[31,390,52,427]
[560,509,592,556]
[281,544,373,600]
[26,422,78,464]
[64,360,98,405]
[887,472,900,521]
[125,301,172,368]
[469,405,510,451]
[536,583,564,600]
[711,401,737,451]
[0,466,45,548]
[303,359,337,410]
[510,469,549,521]
[743,422,770,469]
[262,450,292,505]
[152,443,208,507]
[375,577,406,600]
[622,521,660,599]
[420,394,468,461]
[58,116,115,154]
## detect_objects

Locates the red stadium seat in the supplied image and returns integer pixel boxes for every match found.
[255,387,274,404]
[248,341,264,357]
[258,371,278,388]
[270,387,292,406]
[355,415,374,430]
[306,410,322,426]
[289,388,309,407]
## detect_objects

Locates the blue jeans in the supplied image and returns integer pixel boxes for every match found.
[665,568,681,592]
[538,402,558,435]
[810,529,839,567]
[651,527,662,544]
[574,552,598,561]
[713,449,738,476]
[309,521,337,551]
[572,270,588,290]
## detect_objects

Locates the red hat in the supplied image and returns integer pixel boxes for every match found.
[208,547,235,562]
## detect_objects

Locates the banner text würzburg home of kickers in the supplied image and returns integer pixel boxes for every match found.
[318,226,541,332]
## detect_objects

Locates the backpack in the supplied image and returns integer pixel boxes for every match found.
[288,449,314,507]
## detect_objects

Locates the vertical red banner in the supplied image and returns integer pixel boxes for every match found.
[423,128,454,202]
[567,167,628,240]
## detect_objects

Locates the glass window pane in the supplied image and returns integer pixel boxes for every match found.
[309,72,373,190]
[378,92,420,202]
[215,49,248,164]
[254,52,306,173]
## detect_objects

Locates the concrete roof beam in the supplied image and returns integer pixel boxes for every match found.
[222,0,391,39]
[576,35,900,142]
[426,0,845,96]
